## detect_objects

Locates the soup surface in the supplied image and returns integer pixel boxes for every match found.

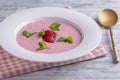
[16,19,83,54]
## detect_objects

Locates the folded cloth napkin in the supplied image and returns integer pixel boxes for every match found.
[0,7,107,78]
[0,44,107,79]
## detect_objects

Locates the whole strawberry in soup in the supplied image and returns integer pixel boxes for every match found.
[43,30,56,43]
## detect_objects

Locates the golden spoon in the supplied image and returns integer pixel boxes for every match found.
[98,9,119,64]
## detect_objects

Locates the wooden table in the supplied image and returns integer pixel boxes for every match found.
[1,0,120,80]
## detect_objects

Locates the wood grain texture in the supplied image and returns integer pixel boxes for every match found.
[1,0,120,80]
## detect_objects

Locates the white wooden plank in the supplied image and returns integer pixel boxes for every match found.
[1,0,120,80]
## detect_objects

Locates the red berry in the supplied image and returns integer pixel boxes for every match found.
[42,30,56,43]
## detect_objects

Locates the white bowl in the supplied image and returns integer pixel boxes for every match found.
[0,7,101,63]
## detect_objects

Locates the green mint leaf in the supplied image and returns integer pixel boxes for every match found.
[39,42,47,48]
[50,22,60,31]
[36,42,47,50]
[22,30,37,38]
[22,30,31,38]
[22,31,29,38]
[38,29,45,38]
[57,37,65,42]
[65,37,73,44]
[57,36,73,44]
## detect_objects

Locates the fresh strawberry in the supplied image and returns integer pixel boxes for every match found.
[42,30,56,43]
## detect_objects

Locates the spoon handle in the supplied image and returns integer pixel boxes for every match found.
[109,27,119,64]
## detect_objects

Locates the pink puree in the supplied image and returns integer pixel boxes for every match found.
[16,20,82,54]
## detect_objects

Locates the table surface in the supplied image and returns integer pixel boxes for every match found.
[1,0,120,80]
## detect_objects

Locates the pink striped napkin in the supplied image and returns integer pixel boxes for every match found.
[0,7,107,78]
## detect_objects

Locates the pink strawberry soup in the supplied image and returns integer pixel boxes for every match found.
[16,19,83,54]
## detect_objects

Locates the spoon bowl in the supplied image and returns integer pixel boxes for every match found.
[98,9,118,28]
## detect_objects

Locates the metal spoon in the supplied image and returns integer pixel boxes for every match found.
[98,9,119,64]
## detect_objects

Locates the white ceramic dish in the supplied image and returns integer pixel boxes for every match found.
[0,7,101,63]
